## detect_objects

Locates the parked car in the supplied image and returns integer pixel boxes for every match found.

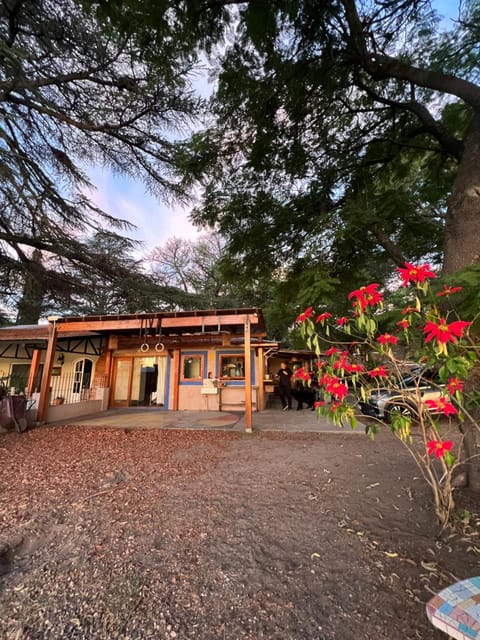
[359,368,444,422]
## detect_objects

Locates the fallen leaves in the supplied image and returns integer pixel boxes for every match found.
[0,425,476,640]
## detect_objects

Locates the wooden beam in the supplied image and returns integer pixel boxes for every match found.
[257,347,264,412]
[37,323,58,422]
[57,319,144,332]
[26,349,42,397]
[171,349,180,410]
[160,314,260,328]
[56,314,261,334]
[244,315,252,432]
[0,327,49,341]
[104,349,112,391]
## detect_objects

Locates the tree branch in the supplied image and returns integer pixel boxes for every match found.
[354,75,464,160]
[340,0,480,107]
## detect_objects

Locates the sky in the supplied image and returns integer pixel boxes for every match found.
[86,0,460,256]
[86,167,202,256]
[85,55,216,257]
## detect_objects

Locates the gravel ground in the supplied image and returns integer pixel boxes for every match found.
[0,425,479,639]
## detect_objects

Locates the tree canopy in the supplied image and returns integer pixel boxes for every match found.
[164,0,480,310]
[0,0,201,323]
[3,0,480,327]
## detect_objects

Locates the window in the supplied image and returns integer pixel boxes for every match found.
[9,363,43,393]
[73,359,93,394]
[182,355,203,380]
[220,355,245,379]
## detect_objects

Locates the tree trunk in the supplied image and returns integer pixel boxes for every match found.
[459,365,480,492]
[16,250,47,325]
[443,113,480,274]
[460,421,480,490]
[442,115,480,492]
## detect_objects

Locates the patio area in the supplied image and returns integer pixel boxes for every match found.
[53,407,366,433]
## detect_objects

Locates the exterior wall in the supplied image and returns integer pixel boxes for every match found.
[48,353,101,405]
[0,331,267,419]
[217,385,258,411]
[0,347,40,394]
[178,384,220,411]
[177,348,210,411]
[45,399,104,423]
[176,347,258,411]
[0,345,102,402]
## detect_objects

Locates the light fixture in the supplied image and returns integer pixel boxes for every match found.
[57,353,65,365]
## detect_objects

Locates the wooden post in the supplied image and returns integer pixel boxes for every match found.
[171,349,180,410]
[37,322,58,422]
[103,349,113,408]
[244,315,252,432]
[257,346,264,412]
[26,349,42,397]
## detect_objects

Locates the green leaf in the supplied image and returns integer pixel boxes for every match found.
[444,450,455,468]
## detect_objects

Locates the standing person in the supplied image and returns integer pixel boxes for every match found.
[276,361,293,410]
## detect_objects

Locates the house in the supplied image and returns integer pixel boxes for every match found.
[0,308,281,430]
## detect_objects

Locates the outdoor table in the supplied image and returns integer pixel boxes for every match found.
[426,576,480,639]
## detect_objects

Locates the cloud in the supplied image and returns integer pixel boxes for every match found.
[83,167,201,253]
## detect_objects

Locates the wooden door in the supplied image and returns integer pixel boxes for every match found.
[111,357,133,407]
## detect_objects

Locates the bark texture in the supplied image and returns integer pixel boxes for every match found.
[443,114,480,274]
[460,364,480,492]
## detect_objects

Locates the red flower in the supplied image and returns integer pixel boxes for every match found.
[336,316,349,326]
[295,306,314,323]
[377,333,398,345]
[398,262,436,286]
[367,366,389,378]
[333,358,347,371]
[292,367,311,383]
[446,378,463,395]
[396,319,410,330]
[427,439,454,458]
[348,283,383,311]
[318,372,335,386]
[325,347,339,356]
[423,318,471,345]
[345,362,364,373]
[314,401,325,409]
[316,312,332,323]
[325,378,349,399]
[425,397,458,416]
[402,306,419,315]
[436,285,462,297]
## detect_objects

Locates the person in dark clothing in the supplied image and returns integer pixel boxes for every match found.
[291,367,317,410]
[292,383,316,410]
[276,361,293,410]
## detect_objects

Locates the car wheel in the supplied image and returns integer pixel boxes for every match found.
[384,401,417,422]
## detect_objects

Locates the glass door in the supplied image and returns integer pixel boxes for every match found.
[131,356,157,406]
[112,357,133,407]
[71,358,93,402]
[111,356,167,408]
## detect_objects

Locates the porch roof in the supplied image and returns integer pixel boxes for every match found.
[0,325,101,343]
[54,307,267,337]
[0,325,49,341]
[0,308,268,343]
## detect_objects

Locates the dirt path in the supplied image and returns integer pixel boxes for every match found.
[0,426,477,639]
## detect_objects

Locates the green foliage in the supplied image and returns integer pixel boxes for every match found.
[298,266,480,525]
[174,0,480,325]
[47,232,159,317]
[439,264,480,326]
[0,0,202,322]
